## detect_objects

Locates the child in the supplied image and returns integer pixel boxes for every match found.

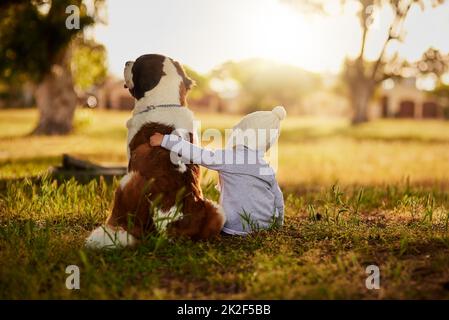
[149,106,286,235]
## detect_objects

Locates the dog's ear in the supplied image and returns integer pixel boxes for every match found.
[172,59,195,91]
[184,76,195,91]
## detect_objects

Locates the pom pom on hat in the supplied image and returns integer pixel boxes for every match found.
[272,106,286,120]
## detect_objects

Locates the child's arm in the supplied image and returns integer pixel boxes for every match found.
[272,180,284,226]
[150,133,226,171]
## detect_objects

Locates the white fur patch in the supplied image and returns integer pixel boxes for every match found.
[85,225,136,249]
[176,161,187,173]
[124,61,135,89]
[153,206,183,233]
[126,106,195,159]
[119,171,135,190]
[206,199,226,229]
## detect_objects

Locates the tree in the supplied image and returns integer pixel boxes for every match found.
[211,58,322,113]
[424,49,449,115]
[71,38,108,91]
[0,0,105,134]
[284,0,446,124]
[182,65,210,101]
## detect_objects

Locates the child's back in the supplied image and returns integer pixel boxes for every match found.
[159,106,287,235]
[215,145,283,235]
[163,136,284,234]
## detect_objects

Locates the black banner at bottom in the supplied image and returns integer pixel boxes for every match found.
[1,300,447,319]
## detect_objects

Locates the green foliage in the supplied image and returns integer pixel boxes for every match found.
[183,65,210,100]
[432,79,449,118]
[0,0,104,82]
[1,178,449,299]
[433,83,449,100]
[1,110,449,298]
[71,39,108,90]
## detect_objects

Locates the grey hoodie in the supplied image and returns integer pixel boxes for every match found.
[161,134,284,235]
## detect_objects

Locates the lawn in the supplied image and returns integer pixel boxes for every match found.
[1,108,449,299]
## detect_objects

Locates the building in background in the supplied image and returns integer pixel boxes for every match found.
[370,78,444,119]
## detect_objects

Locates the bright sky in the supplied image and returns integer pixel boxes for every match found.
[93,0,449,76]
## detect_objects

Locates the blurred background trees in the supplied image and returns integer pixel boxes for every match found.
[1,0,449,130]
[210,59,323,114]
[0,0,106,135]
[71,39,108,92]
[285,0,449,124]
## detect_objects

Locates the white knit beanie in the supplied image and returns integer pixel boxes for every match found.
[227,106,287,151]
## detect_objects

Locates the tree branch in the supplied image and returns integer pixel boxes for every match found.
[359,4,369,61]
[371,0,414,80]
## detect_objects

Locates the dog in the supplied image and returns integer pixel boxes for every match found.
[86,54,225,249]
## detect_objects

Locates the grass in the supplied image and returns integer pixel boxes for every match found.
[1,108,449,299]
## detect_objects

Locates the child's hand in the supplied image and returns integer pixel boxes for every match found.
[149,133,164,147]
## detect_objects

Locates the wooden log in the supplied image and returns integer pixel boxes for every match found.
[49,167,127,184]
[62,154,106,170]
[0,155,127,191]
[51,154,127,183]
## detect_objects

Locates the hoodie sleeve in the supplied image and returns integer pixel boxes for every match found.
[161,134,226,171]
[272,179,285,226]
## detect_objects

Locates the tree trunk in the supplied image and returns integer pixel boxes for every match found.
[33,49,77,135]
[350,85,373,125]
[344,56,377,125]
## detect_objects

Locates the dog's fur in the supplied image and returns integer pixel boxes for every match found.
[86,54,225,249]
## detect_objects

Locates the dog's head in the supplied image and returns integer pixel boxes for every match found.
[124,54,194,105]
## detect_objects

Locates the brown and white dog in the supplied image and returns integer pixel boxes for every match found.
[85,54,225,249]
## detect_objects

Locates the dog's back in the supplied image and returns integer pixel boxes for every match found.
[106,121,203,238]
